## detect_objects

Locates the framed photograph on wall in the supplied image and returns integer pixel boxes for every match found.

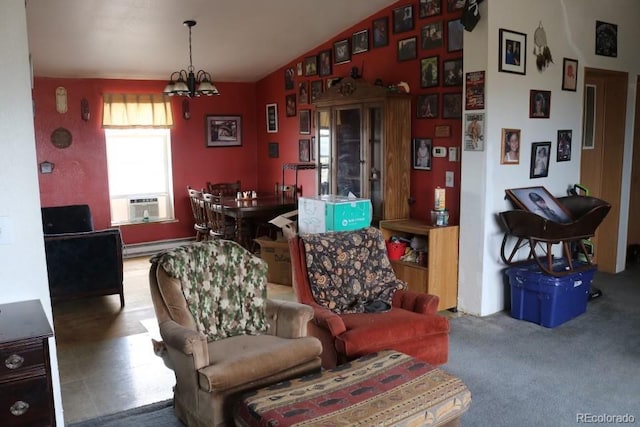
[595,20,617,57]
[447,0,465,12]
[284,67,294,90]
[311,80,323,102]
[499,28,526,75]
[299,109,311,134]
[501,128,521,164]
[447,19,464,52]
[557,129,572,162]
[318,49,332,77]
[393,5,414,34]
[530,89,551,118]
[419,0,441,18]
[334,39,351,64]
[465,70,485,110]
[420,56,439,88]
[285,94,297,117]
[443,58,463,86]
[372,16,389,48]
[464,112,484,151]
[421,21,443,50]
[268,142,279,158]
[205,115,242,147]
[299,139,311,162]
[303,56,317,76]
[442,93,462,119]
[352,29,369,54]
[265,103,278,133]
[413,138,432,170]
[530,141,552,179]
[397,36,417,61]
[417,94,438,118]
[562,58,578,91]
[298,81,309,105]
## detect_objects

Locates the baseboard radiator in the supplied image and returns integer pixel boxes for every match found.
[123,237,194,258]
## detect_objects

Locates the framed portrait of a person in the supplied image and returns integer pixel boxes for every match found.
[557,129,572,162]
[372,16,389,48]
[530,141,552,178]
[530,90,551,118]
[420,56,439,88]
[421,21,443,50]
[498,28,526,75]
[417,94,438,119]
[393,5,414,34]
[562,58,578,91]
[500,128,521,165]
[505,186,572,223]
[413,138,432,170]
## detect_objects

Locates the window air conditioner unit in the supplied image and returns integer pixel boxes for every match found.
[129,197,160,222]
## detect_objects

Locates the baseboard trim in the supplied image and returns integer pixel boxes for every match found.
[123,237,194,258]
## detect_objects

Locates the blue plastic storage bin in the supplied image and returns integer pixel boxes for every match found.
[506,261,596,328]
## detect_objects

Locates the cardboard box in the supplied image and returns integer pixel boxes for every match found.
[268,210,298,239]
[298,195,372,234]
[254,237,292,286]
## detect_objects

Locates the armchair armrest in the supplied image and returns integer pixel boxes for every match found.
[265,299,315,338]
[159,319,209,370]
[392,290,440,315]
[308,302,347,337]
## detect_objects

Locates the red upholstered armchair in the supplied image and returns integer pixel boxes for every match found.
[289,227,449,368]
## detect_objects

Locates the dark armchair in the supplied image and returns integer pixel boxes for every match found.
[42,205,125,307]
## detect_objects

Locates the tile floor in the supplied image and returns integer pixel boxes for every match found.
[55,256,295,424]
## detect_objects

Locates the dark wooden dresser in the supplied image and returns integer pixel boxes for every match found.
[0,300,55,426]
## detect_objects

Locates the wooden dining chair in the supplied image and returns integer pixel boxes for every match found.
[207,180,241,197]
[202,192,236,240]
[187,186,210,241]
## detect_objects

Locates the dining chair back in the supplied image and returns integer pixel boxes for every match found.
[275,183,299,199]
[207,180,241,197]
[187,186,209,241]
[203,192,236,240]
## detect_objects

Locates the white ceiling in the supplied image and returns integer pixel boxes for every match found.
[26,0,397,83]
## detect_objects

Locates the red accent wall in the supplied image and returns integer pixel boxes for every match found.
[33,0,463,245]
[34,78,258,245]
[256,1,463,224]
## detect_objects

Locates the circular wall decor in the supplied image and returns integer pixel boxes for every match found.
[51,127,72,148]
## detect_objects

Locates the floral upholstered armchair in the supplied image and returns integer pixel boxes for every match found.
[149,240,322,427]
[289,227,450,368]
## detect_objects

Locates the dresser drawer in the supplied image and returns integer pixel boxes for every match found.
[0,342,45,382]
[0,376,52,426]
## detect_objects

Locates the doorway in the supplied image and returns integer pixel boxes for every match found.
[627,76,640,249]
[580,68,627,273]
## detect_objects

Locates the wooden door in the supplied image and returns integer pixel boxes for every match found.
[581,68,627,272]
[627,76,640,248]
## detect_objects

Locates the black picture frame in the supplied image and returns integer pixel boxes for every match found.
[562,58,578,91]
[284,67,295,90]
[303,56,317,76]
[413,138,432,170]
[299,109,311,134]
[499,28,526,75]
[530,141,552,179]
[419,0,441,18]
[298,139,311,162]
[420,56,439,88]
[417,94,438,119]
[557,129,572,162]
[442,93,462,119]
[205,115,242,147]
[318,49,332,77]
[372,16,389,48]
[443,58,463,86]
[266,103,278,133]
[421,21,443,50]
[285,94,297,117]
[334,39,351,64]
[268,142,279,158]
[595,20,617,57]
[298,81,309,105]
[446,0,465,13]
[352,29,369,54]
[530,89,551,119]
[393,5,414,34]
[311,80,323,102]
[397,36,417,62]
[447,19,464,52]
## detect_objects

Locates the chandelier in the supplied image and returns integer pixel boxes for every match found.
[163,20,219,97]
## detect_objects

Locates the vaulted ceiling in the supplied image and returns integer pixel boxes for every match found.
[26,0,397,83]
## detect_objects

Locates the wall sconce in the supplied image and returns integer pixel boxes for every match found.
[39,161,55,174]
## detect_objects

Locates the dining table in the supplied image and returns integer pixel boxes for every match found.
[215,195,297,248]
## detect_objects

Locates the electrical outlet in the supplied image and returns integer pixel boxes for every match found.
[445,171,454,187]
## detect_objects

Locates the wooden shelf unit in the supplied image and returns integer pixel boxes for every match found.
[379,219,459,311]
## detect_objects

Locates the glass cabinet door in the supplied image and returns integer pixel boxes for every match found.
[317,109,331,195]
[335,107,362,197]
[368,106,383,224]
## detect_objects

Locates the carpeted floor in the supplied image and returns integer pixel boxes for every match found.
[70,266,640,427]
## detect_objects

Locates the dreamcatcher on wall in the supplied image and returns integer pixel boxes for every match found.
[533,21,553,72]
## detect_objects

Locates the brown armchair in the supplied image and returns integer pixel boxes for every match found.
[289,227,449,369]
[149,240,322,427]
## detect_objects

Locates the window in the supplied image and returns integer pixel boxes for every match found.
[105,128,174,224]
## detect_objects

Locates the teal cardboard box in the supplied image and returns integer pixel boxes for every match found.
[298,195,372,234]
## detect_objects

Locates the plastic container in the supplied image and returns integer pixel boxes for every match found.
[506,261,596,328]
[386,240,407,260]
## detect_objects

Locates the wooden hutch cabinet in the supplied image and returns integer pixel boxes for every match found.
[312,78,411,224]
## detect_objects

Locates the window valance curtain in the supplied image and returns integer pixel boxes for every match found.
[102,93,174,128]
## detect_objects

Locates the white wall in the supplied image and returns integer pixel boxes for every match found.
[0,1,63,423]
[459,0,640,315]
